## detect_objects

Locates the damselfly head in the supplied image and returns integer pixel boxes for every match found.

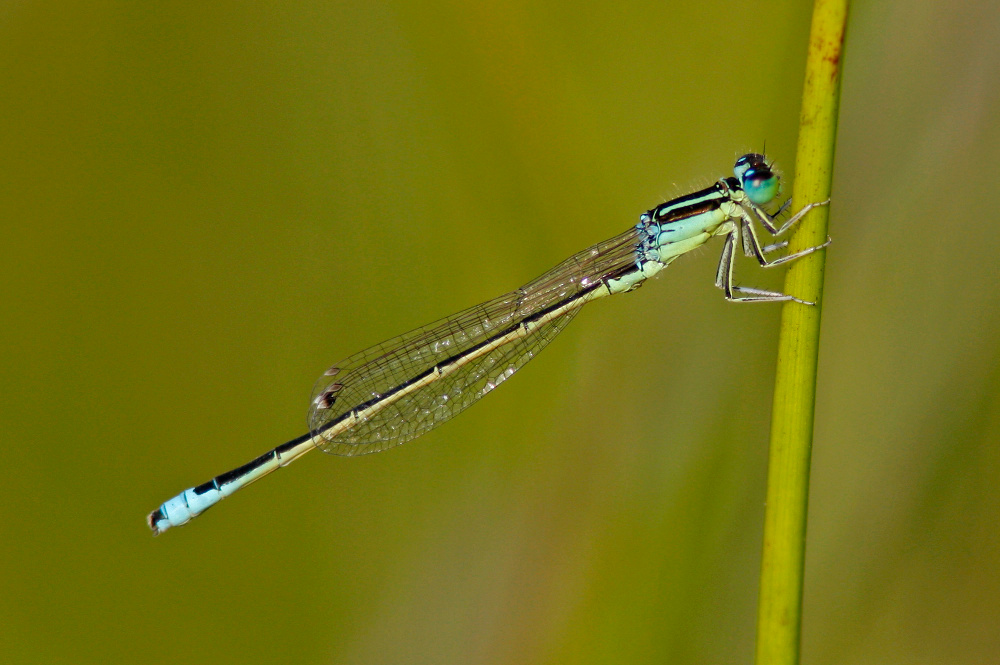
[734,153,780,206]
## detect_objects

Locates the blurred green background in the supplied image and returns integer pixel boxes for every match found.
[2,1,999,663]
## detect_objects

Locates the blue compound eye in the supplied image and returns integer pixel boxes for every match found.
[743,169,779,205]
[734,154,779,205]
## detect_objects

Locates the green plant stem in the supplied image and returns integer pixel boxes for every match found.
[754,2,849,665]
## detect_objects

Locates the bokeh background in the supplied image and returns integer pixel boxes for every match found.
[2,1,998,663]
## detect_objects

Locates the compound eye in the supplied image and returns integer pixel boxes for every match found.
[742,168,779,205]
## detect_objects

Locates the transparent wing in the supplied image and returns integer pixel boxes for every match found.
[308,226,643,456]
[315,308,581,456]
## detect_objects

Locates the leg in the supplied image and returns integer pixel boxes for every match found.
[741,216,832,268]
[714,224,814,305]
[749,198,830,235]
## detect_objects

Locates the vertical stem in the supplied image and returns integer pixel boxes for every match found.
[755,2,849,665]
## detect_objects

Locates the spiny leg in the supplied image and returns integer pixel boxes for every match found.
[774,199,830,235]
[714,223,813,304]
[773,197,793,218]
[741,217,832,268]
[749,198,830,235]
[738,193,832,264]
[715,226,736,290]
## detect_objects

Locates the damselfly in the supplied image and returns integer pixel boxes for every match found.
[148,153,830,535]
